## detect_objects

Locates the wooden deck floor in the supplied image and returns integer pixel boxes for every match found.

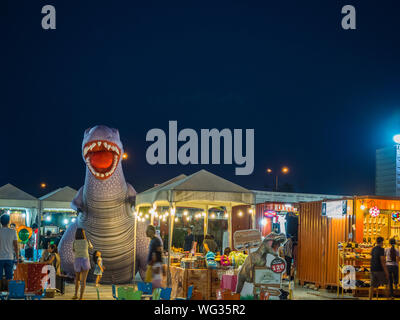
[45,282,130,300]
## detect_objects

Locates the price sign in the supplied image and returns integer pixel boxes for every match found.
[270,258,286,274]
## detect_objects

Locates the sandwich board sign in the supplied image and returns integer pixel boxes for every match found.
[233,229,262,250]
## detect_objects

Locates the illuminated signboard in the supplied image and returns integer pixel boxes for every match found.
[264,210,277,218]
[321,200,347,217]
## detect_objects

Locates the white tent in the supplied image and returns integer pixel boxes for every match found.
[136,169,254,208]
[135,169,255,285]
[0,183,39,227]
[39,186,78,210]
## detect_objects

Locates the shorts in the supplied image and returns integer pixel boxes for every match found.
[370,271,388,288]
[0,260,14,280]
[74,257,91,272]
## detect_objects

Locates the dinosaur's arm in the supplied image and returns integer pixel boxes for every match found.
[71,187,84,212]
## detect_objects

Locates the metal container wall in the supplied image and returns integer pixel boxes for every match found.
[297,200,352,287]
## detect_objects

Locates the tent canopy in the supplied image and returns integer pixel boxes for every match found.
[136,169,255,208]
[39,186,78,210]
[0,183,39,208]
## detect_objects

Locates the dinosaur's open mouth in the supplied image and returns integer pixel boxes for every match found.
[83,140,121,180]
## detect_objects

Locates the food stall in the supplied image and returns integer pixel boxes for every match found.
[135,169,255,299]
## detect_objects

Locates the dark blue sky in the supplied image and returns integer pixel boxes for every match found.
[1,0,400,197]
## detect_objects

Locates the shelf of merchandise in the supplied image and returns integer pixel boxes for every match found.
[337,244,373,297]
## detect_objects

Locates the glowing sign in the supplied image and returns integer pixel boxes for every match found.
[264,210,277,218]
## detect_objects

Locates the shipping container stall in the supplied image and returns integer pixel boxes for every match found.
[297,198,354,288]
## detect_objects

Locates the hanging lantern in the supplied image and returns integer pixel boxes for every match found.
[392,212,400,222]
[369,206,380,217]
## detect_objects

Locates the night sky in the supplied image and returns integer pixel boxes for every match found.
[1,0,400,198]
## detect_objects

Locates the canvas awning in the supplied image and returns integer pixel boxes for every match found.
[39,186,78,211]
[0,183,39,209]
[136,169,255,208]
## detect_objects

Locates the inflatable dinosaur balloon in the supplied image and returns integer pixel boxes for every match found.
[59,125,149,283]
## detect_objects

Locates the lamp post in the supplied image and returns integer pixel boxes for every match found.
[266,166,290,191]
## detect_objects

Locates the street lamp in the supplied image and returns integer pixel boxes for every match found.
[266,166,290,191]
[394,134,400,144]
[40,182,47,189]
[122,153,128,160]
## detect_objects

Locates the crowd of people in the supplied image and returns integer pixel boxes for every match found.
[4,213,399,300]
[369,236,399,300]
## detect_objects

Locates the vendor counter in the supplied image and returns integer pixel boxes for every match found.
[164,266,239,300]
[14,262,47,293]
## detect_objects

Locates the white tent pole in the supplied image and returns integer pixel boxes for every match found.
[167,202,175,287]
[203,205,209,237]
[227,205,233,249]
[133,205,137,285]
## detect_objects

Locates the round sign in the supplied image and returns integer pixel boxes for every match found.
[18,229,30,243]
[270,258,286,274]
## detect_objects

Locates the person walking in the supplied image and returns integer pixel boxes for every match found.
[0,214,19,290]
[145,225,162,283]
[369,237,389,300]
[150,251,164,289]
[283,236,294,280]
[72,228,93,300]
[385,238,399,299]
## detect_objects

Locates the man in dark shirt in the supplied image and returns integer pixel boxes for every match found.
[146,225,162,264]
[369,237,389,300]
[183,227,194,252]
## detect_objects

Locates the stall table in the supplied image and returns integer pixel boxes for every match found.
[13,262,47,293]
[164,266,237,300]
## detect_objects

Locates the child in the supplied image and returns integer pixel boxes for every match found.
[93,251,105,287]
[150,251,163,289]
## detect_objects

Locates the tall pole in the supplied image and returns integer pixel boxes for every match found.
[167,202,175,287]
[275,175,278,191]
[133,207,137,285]
[227,205,233,249]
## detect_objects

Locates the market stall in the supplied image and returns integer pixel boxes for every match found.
[297,198,354,288]
[298,195,400,295]
[0,183,39,229]
[39,186,78,237]
[135,169,255,299]
[255,202,299,238]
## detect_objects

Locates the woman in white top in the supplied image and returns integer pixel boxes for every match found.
[385,238,399,299]
[72,228,93,300]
